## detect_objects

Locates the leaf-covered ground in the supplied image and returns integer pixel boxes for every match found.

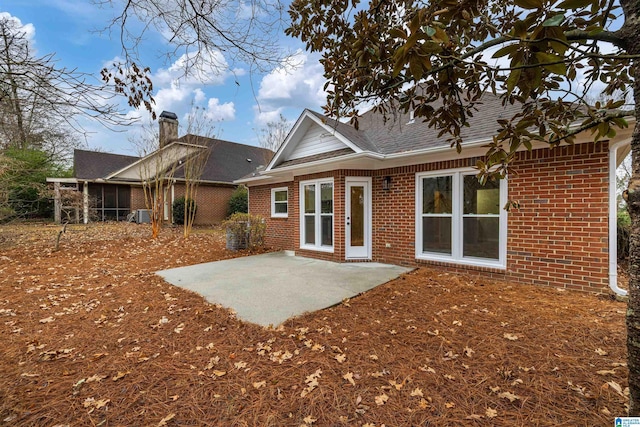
[0,223,629,426]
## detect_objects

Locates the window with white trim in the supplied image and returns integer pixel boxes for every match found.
[300,178,334,252]
[271,187,288,218]
[416,170,507,268]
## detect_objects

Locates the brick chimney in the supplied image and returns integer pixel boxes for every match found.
[158,111,178,148]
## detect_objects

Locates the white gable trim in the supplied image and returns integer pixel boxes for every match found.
[266,110,364,171]
[106,142,206,181]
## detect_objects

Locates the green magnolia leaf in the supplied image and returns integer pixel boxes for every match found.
[433,27,449,43]
[421,41,443,54]
[409,57,423,81]
[391,46,407,78]
[514,0,543,9]
[613,117,629,128]
[506,68,522,93]
[510,137,520,153]
[549,40,568,56]
[392,59,405,79]
[421,55,433,70]
[492,44,518,58]
[389,28,407,40]
[542,14,565,27]
[608,100,625,109]
[535,52,567,75]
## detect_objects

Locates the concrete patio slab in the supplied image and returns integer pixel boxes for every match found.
[157,251,412,327]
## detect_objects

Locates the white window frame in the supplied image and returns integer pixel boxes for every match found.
[415,168,507,269]
[299,178,334,253]
[271,187,289,218]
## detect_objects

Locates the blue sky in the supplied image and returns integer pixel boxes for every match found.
[2,0,328,155]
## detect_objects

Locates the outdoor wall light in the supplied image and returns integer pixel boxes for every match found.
[382,176,392,191]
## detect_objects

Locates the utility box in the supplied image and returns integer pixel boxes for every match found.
[135,209,151,224]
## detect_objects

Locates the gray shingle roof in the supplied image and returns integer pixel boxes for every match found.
[360,92,522,154]
[175,135,274,183]
[306,92,523,156]
[74,149,139,180]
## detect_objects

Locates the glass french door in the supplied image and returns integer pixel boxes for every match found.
[345,178,371,259]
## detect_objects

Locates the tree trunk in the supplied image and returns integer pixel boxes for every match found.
[1,26,28,147]
[622,0,640,414]
[627,65,640,415]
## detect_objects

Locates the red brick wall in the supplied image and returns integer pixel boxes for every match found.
[129,183,233,225]
[249,141,610,292]
[131,186,146,211]
[173,183,235,225]
[249,183,295,250]
[506,142,609,292]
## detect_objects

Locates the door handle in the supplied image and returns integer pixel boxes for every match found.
[346,216,350,226]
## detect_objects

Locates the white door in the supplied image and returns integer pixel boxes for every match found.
[346,178,371,259]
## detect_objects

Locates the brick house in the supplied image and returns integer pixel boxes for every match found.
[238,95,633,294]
[48,112,272,225]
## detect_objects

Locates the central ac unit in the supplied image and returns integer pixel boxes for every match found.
[135,209,151,224]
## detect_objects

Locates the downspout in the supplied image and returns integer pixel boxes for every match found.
[171,182,175,223]
[609,140,629,296]
[83,182,89,225]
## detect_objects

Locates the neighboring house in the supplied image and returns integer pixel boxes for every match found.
[237,94,633,294]
[48,112,272,225]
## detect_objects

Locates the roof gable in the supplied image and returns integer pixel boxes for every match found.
[267,110,369,171]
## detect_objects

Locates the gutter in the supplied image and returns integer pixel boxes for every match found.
[609,139,630,297]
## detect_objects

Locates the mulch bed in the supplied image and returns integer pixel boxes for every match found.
[0,223,629,426]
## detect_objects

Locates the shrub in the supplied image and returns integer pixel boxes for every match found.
[228,185,248,216]
[618,209,630,260]
[223,212,266,250]
[172,197,197,225]
[2,148,67,220]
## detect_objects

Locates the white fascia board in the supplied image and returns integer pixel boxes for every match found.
[46,177,78,183]
[234,175,275,185]
[265,110,310,171]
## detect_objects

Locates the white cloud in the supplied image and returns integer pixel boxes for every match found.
[254,50,328,125]
[152,83,194,115]
[156,49,231,86]
[203,98,235,122]
[0,12,36,44]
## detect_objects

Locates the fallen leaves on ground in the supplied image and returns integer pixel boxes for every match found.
[0,222,629,425]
